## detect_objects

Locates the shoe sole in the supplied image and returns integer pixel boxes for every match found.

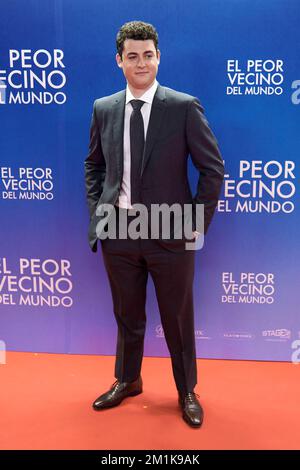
[92,389,143,410]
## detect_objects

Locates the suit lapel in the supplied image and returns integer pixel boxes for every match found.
[141,84,167,175]
[112,90,126,180]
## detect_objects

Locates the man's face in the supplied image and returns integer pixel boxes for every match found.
[116,39,160,91]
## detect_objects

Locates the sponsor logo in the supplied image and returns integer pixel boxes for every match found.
[262,329,291,340]
[223,332,254,340]
[195,329,211,340]
[155,324,164,338]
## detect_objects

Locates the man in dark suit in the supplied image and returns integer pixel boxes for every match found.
[84,21,224,428]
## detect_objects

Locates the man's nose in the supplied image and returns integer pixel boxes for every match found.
[137,57,146,67]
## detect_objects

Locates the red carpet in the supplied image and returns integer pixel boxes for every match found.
[0,352,299,450]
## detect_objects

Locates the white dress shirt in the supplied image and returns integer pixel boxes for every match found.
[116,79,158,209]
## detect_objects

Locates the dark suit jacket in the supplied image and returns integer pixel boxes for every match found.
[84,83,224,252]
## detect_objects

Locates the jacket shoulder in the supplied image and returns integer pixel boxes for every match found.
[162,86,198,104]
[93,90,125,109]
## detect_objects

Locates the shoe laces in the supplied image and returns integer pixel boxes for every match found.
[185,392,200,403]
[110,380,122,391]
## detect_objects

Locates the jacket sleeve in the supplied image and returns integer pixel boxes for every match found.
[84,100,106,219]
[186,98,225,234]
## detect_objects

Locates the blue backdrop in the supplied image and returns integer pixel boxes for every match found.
[0,0,299,361]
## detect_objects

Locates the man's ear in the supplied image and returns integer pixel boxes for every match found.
[116,53,123,68]
[157,49,161,65]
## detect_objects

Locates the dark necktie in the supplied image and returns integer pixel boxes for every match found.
[130,99,145,205]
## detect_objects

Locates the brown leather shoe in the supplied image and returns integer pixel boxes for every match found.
[178,392,204,428]
[92,376,143,410]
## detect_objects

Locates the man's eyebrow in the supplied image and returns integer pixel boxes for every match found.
[127,50,155,56]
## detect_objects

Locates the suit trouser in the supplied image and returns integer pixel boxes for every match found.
[100,208,197,395]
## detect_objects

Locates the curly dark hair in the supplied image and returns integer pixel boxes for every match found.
[116,21,159,58]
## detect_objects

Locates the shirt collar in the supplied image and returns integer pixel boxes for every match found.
[126,79,158,105]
